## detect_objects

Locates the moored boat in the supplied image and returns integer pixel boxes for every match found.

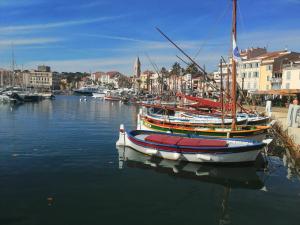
[116,125,267,163]
[138,116,269,141]
[145,111,248,126]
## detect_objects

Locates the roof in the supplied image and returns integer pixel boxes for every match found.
[106,71,123,78]
[253,50,289,61]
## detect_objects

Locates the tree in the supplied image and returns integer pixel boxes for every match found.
[160,67,169,92]
[170,62,182,93]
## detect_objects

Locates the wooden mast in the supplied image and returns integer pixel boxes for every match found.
[231,0,237,130]
[220,59,224,126]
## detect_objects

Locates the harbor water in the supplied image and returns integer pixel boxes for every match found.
[0,96,300,225]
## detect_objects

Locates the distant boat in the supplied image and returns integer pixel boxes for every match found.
[92,92,105,98]
[104,90,121,101]
[73,86,99,96]
[116,125,268,164]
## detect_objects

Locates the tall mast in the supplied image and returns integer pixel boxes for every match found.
[220,59,224,126]
[231,0,237,130]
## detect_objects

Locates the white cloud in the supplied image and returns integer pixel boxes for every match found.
[0,37,61,47]
[2,28,300,75]
[0,16,123,34]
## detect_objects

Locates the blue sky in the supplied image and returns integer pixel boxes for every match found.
[0,0,300,74]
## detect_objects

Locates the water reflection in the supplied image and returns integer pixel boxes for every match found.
[117,146,264,190]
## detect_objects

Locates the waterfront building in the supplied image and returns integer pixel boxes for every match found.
[215,48,267,91]
[52,72,61,90]
[91,71,106,83]
[236,48,267,92]
[215,48,300,93]
[106,71,123,89]
[282,58,300,90]
[140,70,154,91]
[258,51,300,90]
[26,65,53,91]
[0,69,12,87]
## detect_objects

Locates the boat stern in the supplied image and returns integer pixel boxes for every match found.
[116,124,127,146]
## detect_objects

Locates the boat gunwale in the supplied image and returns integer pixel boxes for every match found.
[142,118,270,134]
[127,130,265,153]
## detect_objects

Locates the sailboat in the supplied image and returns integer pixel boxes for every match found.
[137,0,270,141]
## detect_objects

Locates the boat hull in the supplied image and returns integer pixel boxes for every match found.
[117,129,264,163]
[138,118,268,141]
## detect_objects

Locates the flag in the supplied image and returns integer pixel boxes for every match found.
[232,36,241,62]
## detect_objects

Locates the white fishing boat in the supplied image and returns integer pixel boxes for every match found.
[116,124,270,164]
[146,110,248,125]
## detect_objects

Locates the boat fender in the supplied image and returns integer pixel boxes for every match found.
[196,154,212,161]
[146,149,158,155]
[173,152,181,160]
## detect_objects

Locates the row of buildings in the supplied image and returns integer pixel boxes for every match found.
[214,47,300,93]
[0,65,59,91]
[0,66,131,91]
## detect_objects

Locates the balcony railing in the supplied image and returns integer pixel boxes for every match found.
[270,77,282,83]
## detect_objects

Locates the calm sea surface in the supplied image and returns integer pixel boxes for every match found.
[0,95,300,225]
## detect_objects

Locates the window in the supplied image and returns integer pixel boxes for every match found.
[243,64,246,69]
[286,83,290,89]
[286,71,291,80]
[249,63,253,68]
[242,73,246,78]
[247,83,250,89]
[266,85,269,90]
[253,72,259,78]
[267,76,270,81]
[248,72,251,78]
[267,65,273,71]
[256,63,259,68]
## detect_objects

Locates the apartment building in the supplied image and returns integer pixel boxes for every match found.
[282,58,300,90]
[259,51,300,90]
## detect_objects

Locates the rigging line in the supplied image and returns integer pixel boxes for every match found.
[176,55,189,66]
[193,0,231,60]
[144,53,161,76]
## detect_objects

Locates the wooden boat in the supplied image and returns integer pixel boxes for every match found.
[104,96,121,101]
[138,116,269,141]
[237,113,270,125]
[145,111,248,126]
[116,125,267,163]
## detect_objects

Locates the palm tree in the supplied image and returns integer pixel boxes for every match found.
[160,67,169,92]
[170,62,182,94]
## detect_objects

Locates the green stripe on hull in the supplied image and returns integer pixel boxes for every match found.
[142,120,264,138]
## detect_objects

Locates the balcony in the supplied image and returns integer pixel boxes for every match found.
[270,77,282,83]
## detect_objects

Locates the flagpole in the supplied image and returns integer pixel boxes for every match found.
[231,0,237,130]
